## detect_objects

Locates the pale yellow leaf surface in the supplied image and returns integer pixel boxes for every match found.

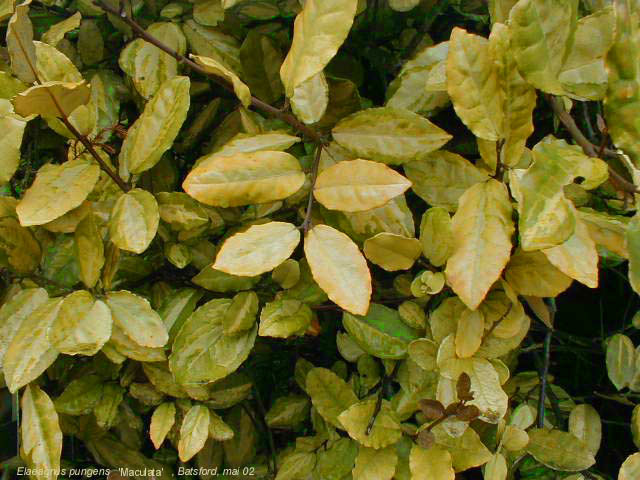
[21,385,62,480]
[484,453,507,480]
[568,404,601,456]
[444,179,514,310]
[16,158,99,227]
[352,445,397,480]
[191,54,251,107]
[109,189,159,254]
[7,0,37,84]
[41,11,81,46]
[280,0,358,96]
[363,233,421,271]
[12,81,91,118]
[150,402,176,449]
[419,207,452,267]
[74,213,104,289]
[447,28,503,141]
[0,102,28,184]
[314,159,411,212]
[619,453,640,480]
[105,290,168,348]
[338,399,402,449]
[409,444,454,480]
[504,249,573,297]
[304,224,371,315]
[333,107,452,165]
[183,151,305,207]
[179,404,211,462]
[290,71,329,124]
[455,309,485,358]
[628,213,640,295]
[213,221,300,276]
[526,428,595,472]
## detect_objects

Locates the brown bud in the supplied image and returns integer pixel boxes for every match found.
[415,429,435,450]
[456,404,481,422]
[456,372,473,401]
[418,399,445,420]
[444,403,459,416]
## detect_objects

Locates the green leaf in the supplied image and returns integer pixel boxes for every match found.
[223,291,259,335]
[332,107,452,165]
[193,0,224,26]
[183,151,305,207]
[606,333,636,391]
[316,438,358,480]
[265,395,310,429]
[240,30,283,104]
[169,299,257,385]
[213,222,300,276]
[54,374,103,415]
[21,385,62,480]
[258,299,312,338]
[183,19,241,72]
[41,11,81,46]
[105,291,168,348]
[16,158,100,227]
[150,402,176,449]
[338,399,402,449]
[49,290,112,356]
[109,189,159,254]
[343,303,420,359]
[306,367,358,429]
[526,428,595,472]
[275,451,316,480]
[193,264,261,292]
[628,213,640,295]
[3,298,61,393]
[444,179,514,310]
[279,0,358,96]
[119,76,190,175]
[353,444,398,480]
[179,404,211,462]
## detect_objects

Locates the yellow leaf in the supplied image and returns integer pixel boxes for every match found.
[483,453,507,480]
[628,213,640,295]
[338,399,402,449]
[353,445,398,480]
[363,233,422,271]
[74,213,104,289]
[12,81,91,118]
[444,179,514,310]
[304,224,371,315]
[41,11,81,46]
[150,402,176,449]
[179,404,211,462]
[526,428,595,472]
[409,444,454,480]
[314,159,411,212]
[0,101,28,184]
[619,453,640,480]
[455,309,485,358]
[504,249,573,297]
[109,189,159,254]
[290,71,329,124]
[333,107,452,165]
[183,151,305,207]
[447,28,503,141]
[105,290,168,349]
[7,0,36,83]
[568,404,601,457]
[16,158,100,227]
[419,207,452,267]
[191,54,251,107]
[213,222,300,276]
[280,0,358,96]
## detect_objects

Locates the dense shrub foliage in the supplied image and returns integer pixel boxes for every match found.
[2,0,640,478]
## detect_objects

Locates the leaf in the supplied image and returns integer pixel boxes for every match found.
[179,404,211,462]
[193,264,260,292]
[542,212,598,288]
[213,222,300,276]
[363,233,422,271]
[279,0,358,96]
[568,404,601,457]
[119,22,186,99]
[620,453,640,480]
[444,179,514,310]
[404,150,489,212]
[49,290,112,356]
[118,76,190,175]
[483,453,507,480]
[343,303,420,359]
[183,151,305,207]
[579,208,628,258]
[258,299,312,338]
[78,20,104,66]
[388,0,420,12]
[526,428,595,472]
[182,19,241,73]
[508,0,576,94]
[455,309,485,358]
[191,54,251,107]
[12,80,90,119]
[54,375,103,415]
[265,395,310,429]
[338,399,402,449]
[109,189,159,254]
[240,30,283,104]
[353,445,398,480]
[3,298,61,393]
[105,291,168,348]
[94,384,125,429]
[150,402,175,449]
[316,438,358,480]
[409,444,454,480]
[210,132,301,160]
[432,423,492,472]
[304,224,371,315]
[7,0,37,84]
[223,291,259,335]
[628,214,640,295]
[314,159,412,212]
[419,207,452,267]
[21,385,62,480]
[332,107,452,165]
[606,333,636,391]
[0,101,27,184]
[41,12,81,46]
[276,451,316,480]
[169,299,257,385]
[306,367,358,428]
[447,28,503,141]
[74,213,104,288]
[193,0,224,26]
[290,71,329,124]
[504,249,573,297]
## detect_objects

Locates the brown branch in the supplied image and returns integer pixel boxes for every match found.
[94,0,325,145]
[546,95,639,194]
[301,145,323,233]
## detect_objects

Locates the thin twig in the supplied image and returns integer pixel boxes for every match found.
[301,144,323,233]
[494,138,505,179]
[94,0,325,145]
[546,95,639,194]
[366,363,399,435]
[537,328,552,428]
